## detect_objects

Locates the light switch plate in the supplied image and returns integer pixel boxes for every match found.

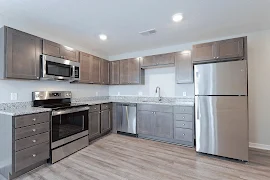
[138,92,143,96]
[117,92,120,96]
[10,93,18,101]
[183,92,187,97]
[95,92,99,96]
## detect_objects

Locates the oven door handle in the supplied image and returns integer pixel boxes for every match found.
[82,116,85,130]
[52,106,89,116]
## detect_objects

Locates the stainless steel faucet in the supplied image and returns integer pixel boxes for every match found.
[155,86,161,101]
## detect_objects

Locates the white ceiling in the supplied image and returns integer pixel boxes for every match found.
[1,0,270,57]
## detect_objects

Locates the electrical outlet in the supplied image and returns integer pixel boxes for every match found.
[117,92,120,96]
[183,92,187,97]
[95,92,99,96]
[138,92,143,96]
[10,93,18,101]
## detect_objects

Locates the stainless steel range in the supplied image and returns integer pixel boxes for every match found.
[32,91,89,163]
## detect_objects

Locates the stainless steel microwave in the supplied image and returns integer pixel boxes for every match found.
[41,55,80,81]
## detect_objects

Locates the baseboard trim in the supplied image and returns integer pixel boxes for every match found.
[249,142,270,151]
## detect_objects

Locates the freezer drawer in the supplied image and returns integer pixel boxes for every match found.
[195,96,248,161]
[194,60,247,95]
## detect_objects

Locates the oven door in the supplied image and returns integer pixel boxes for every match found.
[41,55,80,81]
[51,107,89,149]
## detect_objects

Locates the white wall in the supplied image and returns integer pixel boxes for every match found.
[0,80,109,103]
[109,29,270,148]
[109,67,194,97]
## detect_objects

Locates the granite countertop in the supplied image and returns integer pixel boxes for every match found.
[0,107,52,116]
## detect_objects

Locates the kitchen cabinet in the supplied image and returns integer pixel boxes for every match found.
[79,52,91,83]
[89,56,101,84]
[119,59,129,84]
[141,53,175,68]
[89,111,101,139]
[43,39,79,62]
[155,112,173,139]
[175,51,193,84]
[89,103,112,141]
[101,109,111,133]
[110,61,120,85]
[192,42,216,62]
[137,111,155,136]
[100,59,110,85]
[137,104,194,147]
[0,27,42,80]
[119,58,143,84]
[217,37,244,60]
[192,37,246,63]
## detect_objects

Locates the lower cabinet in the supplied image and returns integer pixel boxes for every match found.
[137,104,194,147]
[89,103,112,141]
[89,111,101,139]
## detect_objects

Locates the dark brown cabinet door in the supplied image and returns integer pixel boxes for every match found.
[89,112,101,139]
[100,59,110,85]
[155,53,175,66]
[101,109,111,133]
[192,42,216,62]
[175,51,193,84]
[216,37,244,60]
[119,59,129,84]
[137,111,155,136]
[154,112,173,139]
[6,27,41,80]
[110,61,120,85]
[60,46,79,62]
[141,56,156,67]
[42,39,61,58]
[89,56,100,84]
[79,52,91,83]
[128,58,140,84]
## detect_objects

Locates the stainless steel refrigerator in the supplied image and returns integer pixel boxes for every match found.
[194,60,248,161]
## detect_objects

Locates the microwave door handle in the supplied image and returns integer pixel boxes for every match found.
[82,116,84,130]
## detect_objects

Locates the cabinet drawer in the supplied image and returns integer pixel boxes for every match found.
[15,142,49,172]
[14,112,50,128]
[15,122,49,140]
[174,114,193,122]
[15,132,49,151]
[174,106,193,114]
[137,104,173,113]
[101,103,111,110]
[174,128,193,142]
[89,105,100,112]
[175,121,193,129]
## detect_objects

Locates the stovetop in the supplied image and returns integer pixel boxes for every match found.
[39,103,88,110]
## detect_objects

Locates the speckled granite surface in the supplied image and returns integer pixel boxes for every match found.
[0,101,51,116]
[0,96,194,116]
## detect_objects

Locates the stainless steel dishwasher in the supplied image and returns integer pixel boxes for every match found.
[116,103,137,135]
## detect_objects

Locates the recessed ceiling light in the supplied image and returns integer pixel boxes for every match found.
[99,34,107,41]
[172,13,183,22]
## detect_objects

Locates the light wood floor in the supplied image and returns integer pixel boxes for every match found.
[15,134,270,180]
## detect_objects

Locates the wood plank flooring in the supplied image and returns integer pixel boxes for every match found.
[15,134,270,180]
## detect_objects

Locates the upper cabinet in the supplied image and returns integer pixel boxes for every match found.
[89,56,101,84]
[0,27,42,80]
[141,53,175,68]
[110,61,120,85]
[192,37,246,63]
[175,51,193,84]
[119,58,144,85]
[79,52,91,83]
[43,39,79,62]
[100,58,110,85]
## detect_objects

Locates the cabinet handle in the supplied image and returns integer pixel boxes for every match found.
[217,57,219,59]
[183,133,185,136]
[32,129,36,132]
[182,109,185,111]
[32,118,36,121]
[32,154,36,157]
[182,116,185,119]
[32,140,36,143]
[183,124,185,126]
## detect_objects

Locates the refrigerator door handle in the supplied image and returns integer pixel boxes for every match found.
[195,96,200,120]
